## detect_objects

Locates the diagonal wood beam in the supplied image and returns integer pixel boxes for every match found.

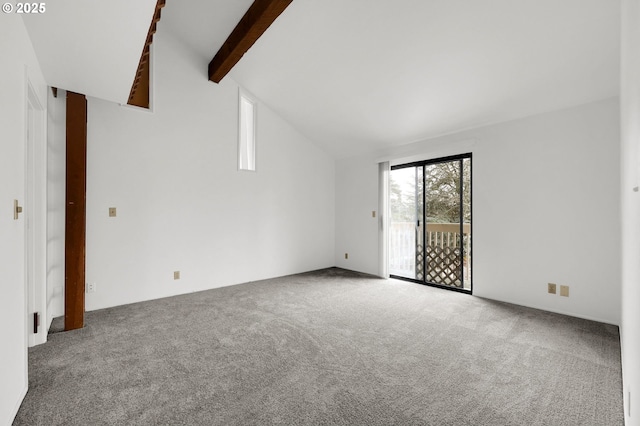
[208,0,292,83]
[128,0,166,108]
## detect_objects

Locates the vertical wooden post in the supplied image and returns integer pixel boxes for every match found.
[65,91,87,331]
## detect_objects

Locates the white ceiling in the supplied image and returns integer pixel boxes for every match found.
[23,1,620,159]
[227,0,621,158]
[161,0,254,72]
[22,0,157,103]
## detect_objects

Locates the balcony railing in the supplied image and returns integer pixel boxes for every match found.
[390,222,471,288]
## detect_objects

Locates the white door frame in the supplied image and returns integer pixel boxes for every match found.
[25,75,47,347]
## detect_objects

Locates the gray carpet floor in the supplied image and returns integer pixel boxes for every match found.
[14,268,623,425]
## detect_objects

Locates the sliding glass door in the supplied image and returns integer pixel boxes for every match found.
[389,154,472,292]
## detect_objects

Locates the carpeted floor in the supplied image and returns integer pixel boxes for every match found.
[14,268,623,425]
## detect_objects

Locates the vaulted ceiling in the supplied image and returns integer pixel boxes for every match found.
[230,0,620,158]
[22,0,157,103]
[166,0,622,159]
[24,0,620,159]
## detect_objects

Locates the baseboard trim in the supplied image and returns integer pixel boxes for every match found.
[475,294,620,327]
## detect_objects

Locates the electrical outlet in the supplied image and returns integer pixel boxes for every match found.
[86,283,96,293]
[560,285,569,297]
[548,283,556,294]
[174,271,180,280]
[345,253,348,260]
[108,207,117,217]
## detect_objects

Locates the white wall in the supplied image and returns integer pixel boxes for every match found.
[336,98,621,325]
[0,14,48,426]
[335,156,380,274]
[46,89,66,325]
[620,1,640,423]
[84,30,335,311]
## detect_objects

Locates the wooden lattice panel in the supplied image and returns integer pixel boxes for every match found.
[415,244,424,280]
[425,246,463,287]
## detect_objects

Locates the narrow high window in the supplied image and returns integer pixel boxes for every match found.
[238,91,256,171]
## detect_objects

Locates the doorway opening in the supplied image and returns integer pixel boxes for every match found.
[389,154,472,293]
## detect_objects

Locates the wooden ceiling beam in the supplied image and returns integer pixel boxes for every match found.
[208,0,292,84]
[128,0,165,108]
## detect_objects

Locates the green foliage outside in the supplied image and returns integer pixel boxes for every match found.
[390,159,471,224]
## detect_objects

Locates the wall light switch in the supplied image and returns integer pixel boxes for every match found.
[548,283,556,294]
[109,207,117,217]
[372,211,376,218]
[560,285,569,297]
[174,271,180,280]
[345,253,349,260]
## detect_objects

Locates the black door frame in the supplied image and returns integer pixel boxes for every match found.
[390,153,472,294]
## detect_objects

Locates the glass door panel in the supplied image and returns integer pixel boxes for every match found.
[425,161,462,287]
[389,166,423,280]
[462,158,472,290]
[390,154,472,293]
